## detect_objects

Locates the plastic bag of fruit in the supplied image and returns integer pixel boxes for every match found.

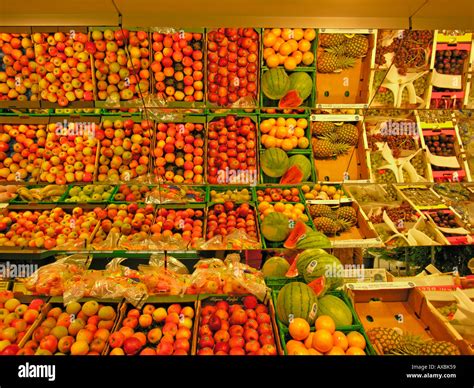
[146,185,206,204]
[138,264,190,296]
[149,234,192,250]
[118,233,154,250]
[63,269,104,305]
[224,254,268,300]
[89,258,148,307]
[148,253,190,274]
[23,254,90,296]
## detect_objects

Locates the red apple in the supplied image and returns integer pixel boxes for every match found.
[123,337,142,355]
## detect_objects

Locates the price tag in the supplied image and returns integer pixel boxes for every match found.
[452,77,459,88]
[307,260,318,274]
[308,303,318,321]
[395,314,404,323]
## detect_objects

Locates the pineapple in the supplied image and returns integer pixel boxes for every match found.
[312,138,349,159]
[317,52,355,73]
[419,341,461,356]
[312,121,335,137]
[309,204,334,219]
[319,33,346,48]
[313,216,340,235]
[343,35,369,57]
[390,333,427,355]
[335,206,357,226]
[367,328,402,354]
[336,123,359,146]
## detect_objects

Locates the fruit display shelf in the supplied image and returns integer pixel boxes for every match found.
[395,184,448,211]
[315,29,376,106]
[418,122,470,183]
[310,115,370,182]
[429,32,474,109]
[150,29,206,109]
[206,114,259,185]
[31,28,96,109]
[206,28,260,109]
[89,27,151,108]
[422,208,474,245]
[106,296,198,356]
[195,294,283,356]
[0,29,41,109]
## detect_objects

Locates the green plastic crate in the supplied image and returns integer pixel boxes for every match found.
[59,184,119,204]
[207,185,257,203]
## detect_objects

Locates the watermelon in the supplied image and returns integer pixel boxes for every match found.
[288,72,313,100]
[295,231,331,249]
[278,90,303,108]
[261,68,291,100]
[262,257,290,278]
[283,221,309,249]
[261,148,289,178]
[261,212,291,242]
[317,294,353,327]
[280,165,304,184]
[288,155,311,181]
[296,249,343,291]
[276,282,318,325]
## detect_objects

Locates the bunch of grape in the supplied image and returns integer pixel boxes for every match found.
[435,49,468,75]
[437,303,457,320]
[417,110,453,123]
[368,133,417,157]
[375,30,434,75]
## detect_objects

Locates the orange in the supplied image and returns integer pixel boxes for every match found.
[273,202,285,212]
[289,318,311,341]
[291,50,303,64]
[312,329,333,353]
[326,346,346,355]
[263,136,276,149]
[281,139,294,151]
[307,348,323,355]
[266,54,280,68]
[287,39,299,52]
[302,52,315,66]
[279,42,292,56]
[291,347,309,355]
[296,118,308,128]
[304,332,315,349]
[315,316,336,334]
[293,28,304,41]
[347,331,366,350]
[294,127,305,138]
[263,47,275,59]
[346,346,366,355]
[281,28,293,41]
[297,137,309,149]
[260,120,272,133]
[278,54,287,65]
[286,339,305,354]
[286,117,297,127]
[332,331,349,351]
[298,39,311,52]
[304,28,316,41]
[276,117,286,126]
[271,28,282,37]
[284,57,297,70]
[275,126,288,139]
[273,37,285,52]
[263,32,277,47]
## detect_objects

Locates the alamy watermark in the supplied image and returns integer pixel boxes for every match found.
[18,363,55,382]
[379,120,419,137]
[0,261,38,279]
[216,168,258,186]
[55,120,96,139]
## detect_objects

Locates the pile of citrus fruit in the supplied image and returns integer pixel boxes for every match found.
[260,117,309,151]
[286,316,368,355]
[301,183,346,200]
[263,28,316,70]
[258,201,309,223]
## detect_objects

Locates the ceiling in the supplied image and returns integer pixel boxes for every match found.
[0,0,473,29]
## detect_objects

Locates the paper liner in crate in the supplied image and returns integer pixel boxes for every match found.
[378,52,430,108]
[431,70,463,90]
[63,258,148,307]
[407,217,442,246]
[426,149,461,169]
[138,256,190,296]
[424,213,470,235]
[21,254,90,296]
[449,289,474,340]
[374,143,427,183]
[187,254,267,300]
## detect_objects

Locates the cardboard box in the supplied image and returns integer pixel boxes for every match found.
[346,283,469,354]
